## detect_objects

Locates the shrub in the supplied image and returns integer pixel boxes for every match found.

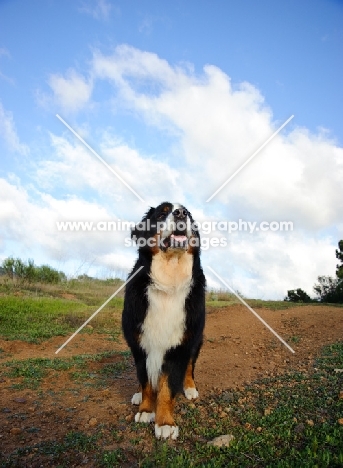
[1,257,66,285]
[284,288,312,303]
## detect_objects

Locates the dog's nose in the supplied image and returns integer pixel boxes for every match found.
[173,208,187,219]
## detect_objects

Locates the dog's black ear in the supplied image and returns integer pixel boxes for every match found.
[131,206,155,240]
[143,207,156,220]
[187,210,199,237]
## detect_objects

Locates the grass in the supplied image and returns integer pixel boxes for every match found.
[0,296,89,342]
[0,281,342,466]
[0,289,307,344]
[131,343,343,467]
[0,293,305,344]
[0,351,132,390]
[1,342,342,467]
[205,289,314,311]
[1,279,341,344]
[0,295,124,343]
[0,276,125,303]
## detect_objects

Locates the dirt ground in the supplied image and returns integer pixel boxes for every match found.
[0,304,342,460]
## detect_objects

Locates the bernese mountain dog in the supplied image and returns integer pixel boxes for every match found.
[122,202,206,440]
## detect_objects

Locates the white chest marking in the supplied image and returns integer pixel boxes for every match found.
[140,251,193,389]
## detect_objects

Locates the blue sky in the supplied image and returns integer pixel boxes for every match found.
[0,0,342,298]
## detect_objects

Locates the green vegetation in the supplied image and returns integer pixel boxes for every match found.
[206,290,311,311]
[0,264,125,343]
[1,257,67,285]
[0,279,338,345]
[0,257,342,466]
[1,342,342,467]
[0,351,131,390]
[0,296,92,342]
[0,269,313,345]
[284,288,312,303]
[285,240,343,303]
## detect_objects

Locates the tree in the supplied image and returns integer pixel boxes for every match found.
[313,275,343,303]
[284,288,312,303]
[336,240,343,280]
[284,240,343,304]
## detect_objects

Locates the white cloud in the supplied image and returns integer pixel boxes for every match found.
[34,131,184,216]
[78,0,113,21]
[90,46,343,231]
[5,45,343,297]
[0,102,29,155]
[204,231,337,300]
[47,69,93,113]
[2,174,339,298]
[0,177,134,277]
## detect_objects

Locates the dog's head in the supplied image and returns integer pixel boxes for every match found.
[132,202,200,254]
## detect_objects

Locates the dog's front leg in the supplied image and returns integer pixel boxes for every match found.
[155,374,179,440]
[135,382,156,423]
[183,359,199,400]
[133,355,156,423]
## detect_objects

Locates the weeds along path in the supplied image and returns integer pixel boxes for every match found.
[0,304,342,466]
[1,304,342,391]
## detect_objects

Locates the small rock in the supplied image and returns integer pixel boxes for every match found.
[264,408,272,416]
[306,419,314,426]
[207,434,235,447]
[13,398,26,404]
[88,418,97,427]
[338,418,343,425]
[10,428,22,435]
[256,427,262,432]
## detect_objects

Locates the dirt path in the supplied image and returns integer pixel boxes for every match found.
[0,304,342,460]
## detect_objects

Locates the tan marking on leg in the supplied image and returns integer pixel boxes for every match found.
[184,360,196,389]
[139,382,156,414]
[155,374,176,427]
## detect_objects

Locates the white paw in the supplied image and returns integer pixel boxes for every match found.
[184,387,199,400]
[155,424,179,440]
[131,392,142,405]
[135,411,155,423]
